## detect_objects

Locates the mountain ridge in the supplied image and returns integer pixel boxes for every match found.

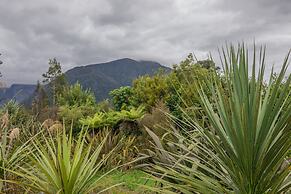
[0,84,36,105]
[65,58,170,101]
[0,58,171,105]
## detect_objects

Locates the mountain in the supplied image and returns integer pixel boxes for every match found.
[65,58,170,101]
[0,84,36,105]
[1,58,170,105]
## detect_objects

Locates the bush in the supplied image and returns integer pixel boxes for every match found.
[57,82,98,133]
[58,105,98,133]
[131,55,218,128]
[140,101,172,137]
[0,123,29,193]
[58,82,96,107]
[80,106,145,133]
[132,74,169,112]
[88,129,140,169]
[110,86,134,111]
[0,100,32,128]
[8,128,115,193]
[146,45,291,193]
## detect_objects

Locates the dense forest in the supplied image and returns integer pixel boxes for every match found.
[0,45,290,193]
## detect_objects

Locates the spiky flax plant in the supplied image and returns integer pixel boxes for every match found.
[147,44,291,194]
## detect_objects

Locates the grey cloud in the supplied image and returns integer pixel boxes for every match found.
[0,0,290,85]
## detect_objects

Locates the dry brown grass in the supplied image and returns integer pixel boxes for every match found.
[41,119,62,134]
[1,111,9,129]
[8,127,20,144]
[48,122,62,134]
[140,101,172,137]
[41,118,54,130]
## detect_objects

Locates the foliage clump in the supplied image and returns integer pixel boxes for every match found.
[110,86,134,111]
[145,45,291,194]
[80,106,145,130]
[57,82,97,133]
[58,82,96,107]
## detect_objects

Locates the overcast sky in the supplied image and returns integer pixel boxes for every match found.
[0,0,290,85]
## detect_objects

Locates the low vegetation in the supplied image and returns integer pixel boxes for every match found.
[0,44,289,193]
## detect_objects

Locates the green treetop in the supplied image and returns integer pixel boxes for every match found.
[42,58,67,107]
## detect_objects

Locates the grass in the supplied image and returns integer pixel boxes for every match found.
[95,170,155,194]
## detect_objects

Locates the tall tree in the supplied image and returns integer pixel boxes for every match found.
[42,58,67,107]
[31,80,48,118]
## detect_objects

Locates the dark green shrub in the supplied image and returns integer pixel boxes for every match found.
[110,86,134,111]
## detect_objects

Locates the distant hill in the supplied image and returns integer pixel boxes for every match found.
[0,84,36,105]
[0,58,170,105]
[65,58,170,101]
